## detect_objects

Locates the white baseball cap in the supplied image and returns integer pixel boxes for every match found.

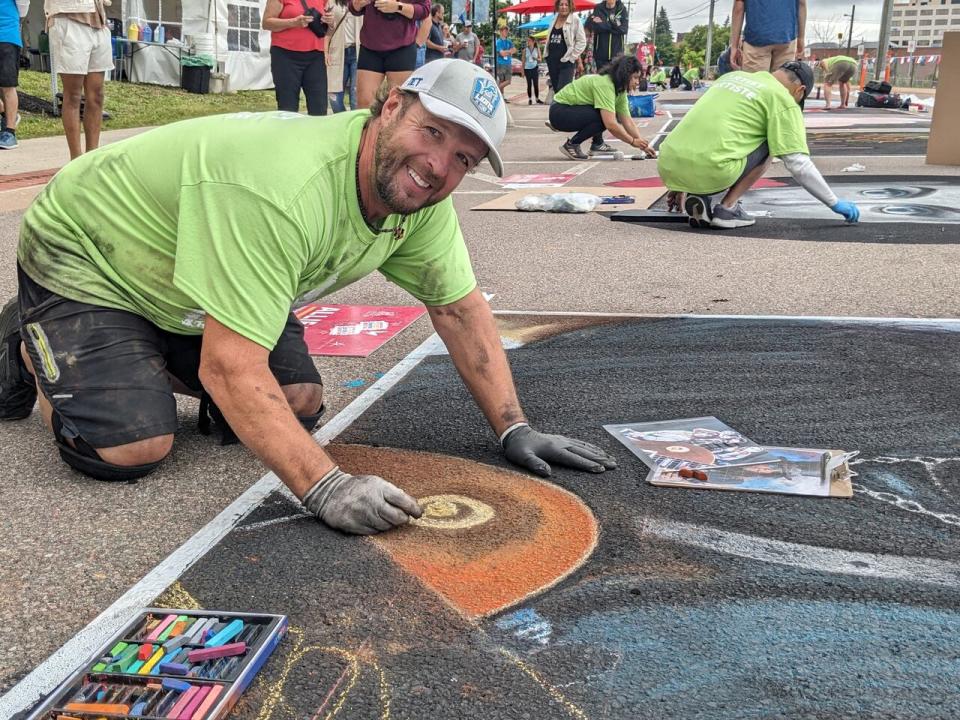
[400,59,507,176]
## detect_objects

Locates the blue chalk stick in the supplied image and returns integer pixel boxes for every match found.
[162,677,192,692]
[205,618,244,648]
[159,662,189,676]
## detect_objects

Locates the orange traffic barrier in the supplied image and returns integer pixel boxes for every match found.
[859,62,867,89]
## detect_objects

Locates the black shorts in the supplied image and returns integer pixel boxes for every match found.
[357,43,418,73]
[0,42,20,88]
[16,265,322,449]
[736,141,770,184]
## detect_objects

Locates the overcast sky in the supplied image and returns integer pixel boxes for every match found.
[629,0,885,45]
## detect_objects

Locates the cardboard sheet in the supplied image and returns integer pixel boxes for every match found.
[927,32,960,166]
[472,186,665,212]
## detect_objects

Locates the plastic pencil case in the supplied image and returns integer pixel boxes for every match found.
[27,608,288,720]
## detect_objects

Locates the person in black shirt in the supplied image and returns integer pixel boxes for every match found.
[546,0,585,95]
[588,0,627,71]
[424,4,446,62]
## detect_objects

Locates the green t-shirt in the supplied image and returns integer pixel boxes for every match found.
[824,55,857,70]
[650,69,666,84]
[657,71,809,194]
[683,68,700,83]
[553,74,630,117]
[19,111,477,350]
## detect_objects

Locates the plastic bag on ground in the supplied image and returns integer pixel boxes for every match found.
[516,193,601,213]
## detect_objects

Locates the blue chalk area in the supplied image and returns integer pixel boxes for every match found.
[496,607,542,630]
[873,468,916,497]
[341,379,366,388]
[557,600,960,717]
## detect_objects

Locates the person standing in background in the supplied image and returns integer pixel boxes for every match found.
[350,0,429,108]
[494,24,515,99]
[414,13,431,67]
[588,0,627,72]
[820,54,857,110]
[546,0,585,96]
[325,0,349,112]
[454,19,479,63]
[263,0,329,115]
[730,0,806,72]
[423,4,445,62]
[0,0,27,148]
[339,11,361,109]
[523,35,542,104]
[44,0,113,158]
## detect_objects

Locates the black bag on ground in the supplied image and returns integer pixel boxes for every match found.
[865,79,892,94]
[857,89,906,109]
[299,0,328,37]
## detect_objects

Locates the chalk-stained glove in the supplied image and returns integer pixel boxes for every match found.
[830,200,860,223]
[303,466,422,535]
[501,423,618,477]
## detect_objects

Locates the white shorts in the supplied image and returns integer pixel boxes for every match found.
[49,16,114,75]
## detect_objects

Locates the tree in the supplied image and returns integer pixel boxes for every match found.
[809,15,843,47]
[677,22,731,66]
[645,6,677,65]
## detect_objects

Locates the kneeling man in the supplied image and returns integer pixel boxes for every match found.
[658,61,859,229]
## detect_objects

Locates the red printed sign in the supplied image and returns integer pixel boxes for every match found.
[294,304,427,357]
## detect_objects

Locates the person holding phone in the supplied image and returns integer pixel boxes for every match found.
[263,0,330,115]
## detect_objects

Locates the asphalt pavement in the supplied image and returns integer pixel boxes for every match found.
[1,78,958,719]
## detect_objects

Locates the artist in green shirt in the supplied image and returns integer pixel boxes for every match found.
[681,66,701,90]
[658,61,860,229]
[820,54,858,110]
[549,54,656,160]
[0,59,617,535]
[648,65,667,89]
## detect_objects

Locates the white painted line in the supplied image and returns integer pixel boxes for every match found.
[234,512,314,533]
[561,162,598,177]
[641,518,960,587]
[0,332,448,719]
[490,310,960,326]
[468,172,505,186]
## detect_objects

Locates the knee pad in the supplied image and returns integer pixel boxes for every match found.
[52,414,162,482]
[298,404,326,434]
[57,441,162,482]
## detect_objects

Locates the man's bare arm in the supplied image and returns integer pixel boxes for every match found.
[796,0,806,57]
[730,0,745,68]
[427,288,525,436]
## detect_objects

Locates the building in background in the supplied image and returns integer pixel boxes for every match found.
[890,0,960,48]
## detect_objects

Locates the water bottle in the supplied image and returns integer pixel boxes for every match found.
[141,23,152,42]
[154,24,165,43]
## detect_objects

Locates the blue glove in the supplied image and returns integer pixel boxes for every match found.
[831,200,860,223]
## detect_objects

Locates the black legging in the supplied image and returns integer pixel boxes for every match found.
[524,68,540,100]
[547,59,574,95]
[548,102,604,146]
[270,46,328,116]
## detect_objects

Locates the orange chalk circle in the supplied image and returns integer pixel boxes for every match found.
[329,445,599,619]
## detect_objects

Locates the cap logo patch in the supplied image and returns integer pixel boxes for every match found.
[404,75,425,88]
[470,77,500,118]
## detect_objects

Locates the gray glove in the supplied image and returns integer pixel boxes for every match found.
[303,466,422,535]
[501,423,618,477]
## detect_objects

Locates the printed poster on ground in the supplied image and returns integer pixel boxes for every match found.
[295,304,427,357]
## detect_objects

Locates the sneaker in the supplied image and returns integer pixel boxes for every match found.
[528,98,533,105]
[0,130,17,150]
[710,201,756,229]
[560,141,589,160]
[589,142,615,154]
[683,193,714,229]
[536,99,544,104]
[0,112,20,132]
[544,120,556,131]
[0,298,37,420]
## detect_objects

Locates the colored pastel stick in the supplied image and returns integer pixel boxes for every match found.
[139,644,155,661]
[159,615,190,642]
[128,660,146,673]
[204,619,243,648]
[109,641,129,656]
[162,677,193,692]
[146,615,178,642]
[189,618,217,644]
[140,646,166,674]
[160,662,190,676]
[91,661,107,672]
[163,633,191,653]
[167,685,198,718]
[178,685,210,719]
[191,684,223,720]
[64,703,130,714]
[182,618,205,640]
[187,642,245,663]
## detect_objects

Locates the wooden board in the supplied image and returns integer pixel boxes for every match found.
[472,186,665,213]
[927,32,960,166]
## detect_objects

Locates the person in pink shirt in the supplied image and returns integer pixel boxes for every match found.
[263,0,333,115]
[349,0,429,107]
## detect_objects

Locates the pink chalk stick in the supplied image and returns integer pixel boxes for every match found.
[167,685,198,718]
[191,684,223,720]
[146,615,178,642]
[178,685,210,720]
[186,642,246,664]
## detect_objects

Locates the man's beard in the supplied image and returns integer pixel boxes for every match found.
[374,123,442,216]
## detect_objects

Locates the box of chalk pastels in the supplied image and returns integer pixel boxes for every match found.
[28,608,288,720]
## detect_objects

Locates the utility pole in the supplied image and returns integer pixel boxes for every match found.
[705,0,715,70]
[874,0,895,80]
[844,4,855,55]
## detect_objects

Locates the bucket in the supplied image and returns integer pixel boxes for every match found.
[628,93,658,118]
[209,72,231,94]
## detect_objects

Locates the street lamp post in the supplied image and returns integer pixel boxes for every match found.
[844,5,855,55]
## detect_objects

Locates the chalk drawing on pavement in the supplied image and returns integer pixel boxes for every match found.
[411,494,495,530]
[496,608,554,645]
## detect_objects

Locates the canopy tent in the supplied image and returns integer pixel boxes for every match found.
[518,13,555,30]
[499,0,594,14]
